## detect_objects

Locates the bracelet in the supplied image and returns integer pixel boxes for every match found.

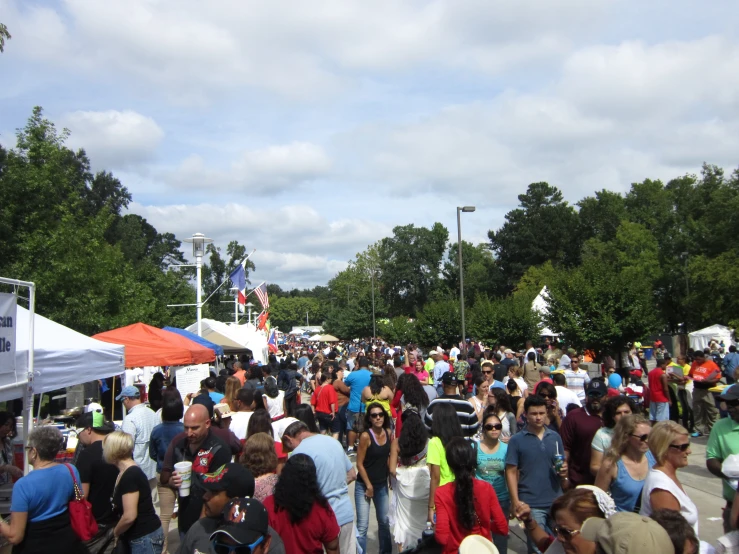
[429,505,435,511]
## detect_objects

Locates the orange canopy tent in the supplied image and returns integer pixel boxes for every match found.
[92,323,216,368]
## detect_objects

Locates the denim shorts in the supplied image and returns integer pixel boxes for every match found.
[650,401,670,422]
[346,410,359,431]
[128,526,164,554]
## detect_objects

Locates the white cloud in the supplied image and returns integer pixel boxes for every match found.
[61,110,164,169]
[161,142,331,194]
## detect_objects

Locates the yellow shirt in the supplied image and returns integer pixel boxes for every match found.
[427,437,455,486]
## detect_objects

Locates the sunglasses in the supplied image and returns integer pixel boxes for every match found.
[482,370,492,375]
[553,525,581,541]
[631,433,649,442]
[539,393,554,399]
[369,412,385,419]
[669,443,690,452]
[484,423,503,431]
[212,535,265,554]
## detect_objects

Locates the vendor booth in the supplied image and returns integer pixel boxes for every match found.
[93,322,216,367]
[532,287,559,337]
[163,326,224,357]
[689,324,735,352]
[185,319,268,364]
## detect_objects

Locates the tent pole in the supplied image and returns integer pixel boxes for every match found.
[111,375,115,421]
[23,283,36,474]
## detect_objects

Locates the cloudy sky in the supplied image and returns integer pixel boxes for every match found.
[2,1,738,289]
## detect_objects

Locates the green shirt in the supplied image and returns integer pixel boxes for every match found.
[706,416,739,502]
[427,437,455,486]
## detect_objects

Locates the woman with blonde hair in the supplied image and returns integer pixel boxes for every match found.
[104,431,163,553]
[639,420,699,536]
[224,376,242,411]
[594,414,655,512]
[240,432,279,502]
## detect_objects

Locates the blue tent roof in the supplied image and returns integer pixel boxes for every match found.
[163,326,224,357]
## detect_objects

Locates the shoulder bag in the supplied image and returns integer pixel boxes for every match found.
[64,463,99,541]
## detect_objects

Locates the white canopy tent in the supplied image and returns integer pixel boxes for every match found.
[689,324,735,352]
[185,319,269,364]
[2,306,125,403]
[532,287,559,337]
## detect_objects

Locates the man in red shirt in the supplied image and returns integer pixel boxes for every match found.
[560,379,605,486]
[689,350,721,437]
[648,359,671,422]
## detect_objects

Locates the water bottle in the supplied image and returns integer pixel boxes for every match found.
[422,521,434,540]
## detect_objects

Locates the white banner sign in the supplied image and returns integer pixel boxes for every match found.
[0,294,16,375]
[175,364,210,402]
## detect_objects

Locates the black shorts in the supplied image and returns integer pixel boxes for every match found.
[316,411,340,433]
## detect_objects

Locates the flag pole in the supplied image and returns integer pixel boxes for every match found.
[202,249,256,306]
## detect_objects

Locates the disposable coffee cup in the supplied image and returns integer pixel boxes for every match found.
[174,461,193,497]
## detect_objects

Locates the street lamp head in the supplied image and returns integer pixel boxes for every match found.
[183,232,213,258]
[460,206,476,213]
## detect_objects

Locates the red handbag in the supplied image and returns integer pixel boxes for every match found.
[64,463,99,541]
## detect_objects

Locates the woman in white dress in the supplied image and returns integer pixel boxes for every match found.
[262,376,286,421]
[388,410,430,551]
[640,421,699,536]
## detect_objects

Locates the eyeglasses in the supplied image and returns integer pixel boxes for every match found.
[369,412,384,419]
[212,535,265,554]
[631,433,649,442]
[553,525,581,541]
[669,443,690,452]
[484,423,503,431]
[482,370,492,375]
[539,393,554,399]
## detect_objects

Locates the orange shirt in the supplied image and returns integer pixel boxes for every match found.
[689,360,720,385]
[234,369,246,386]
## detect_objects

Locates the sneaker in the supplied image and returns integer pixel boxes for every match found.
[690,431,702,438]
[347,446,355,454]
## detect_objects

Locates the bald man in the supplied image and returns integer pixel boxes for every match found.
[160,405,231,536]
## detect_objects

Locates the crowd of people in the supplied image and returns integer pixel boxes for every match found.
[0,338,736,554]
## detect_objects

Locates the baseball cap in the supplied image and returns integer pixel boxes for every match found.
[629,369,643,378]
[211,497,269,546]
[580,513,673,554]
[200,463,255,498]
[538,366,551,376]
[75,411,115,433]
[504,349,514,355]
[458,535,497,554]
[719,384,739,402]
[585,379,607,398]
[214,403,233,419]
[440,371,458,385]
[115,386,140,401]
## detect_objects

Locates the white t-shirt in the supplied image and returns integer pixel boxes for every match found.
[450,347,460,360]
[503,376,528,394]
[640,468,699,537]
[555,386,582,410]
[229,411,253,441]
[264,391,285,419]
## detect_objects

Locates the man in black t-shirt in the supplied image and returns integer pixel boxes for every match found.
[161,404,232,536]
[75,411,119,554]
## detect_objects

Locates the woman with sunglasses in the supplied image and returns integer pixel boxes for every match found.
[639,420,699,536]
[594,414,654,512]
[434,437,508,554]
[355,402,392,554]
[474,407,510,553]
[589,396,636,476]
[489,388,516,442]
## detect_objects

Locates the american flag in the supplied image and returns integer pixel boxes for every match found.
[255,283,269,310]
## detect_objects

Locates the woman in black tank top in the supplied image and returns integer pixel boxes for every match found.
[355,402,393,554]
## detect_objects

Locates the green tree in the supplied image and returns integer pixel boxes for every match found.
[441,241,500,306]
[0,23,10,53]
[270,296,325,332]
[468,295,541,348]
[201,241,254,323]
[577,189,627,243]
[378,223,448,316]
[377,316,417,345]
[415,300,460,348]
[489,182,579,292]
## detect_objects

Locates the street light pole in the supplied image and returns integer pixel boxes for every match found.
[457,206,476,347]
[370,269,376,340]
[184,232,213,337]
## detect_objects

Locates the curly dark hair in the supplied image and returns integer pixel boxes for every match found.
[382,365,398,390]
[490,388,512,414]
[398,411,428,465]
[430,403,463,447]
[399,373,429,409]
[363,402,391,432]
[368,374,385,396]
[602,395,638,428]
[273,453,328,523]
[445,437,477,529]
[246,409,274,440]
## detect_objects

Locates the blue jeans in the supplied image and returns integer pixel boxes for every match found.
[527,508,553,554]
[355,481,391,554]
[128,526,164,554]
[492,498,510,554]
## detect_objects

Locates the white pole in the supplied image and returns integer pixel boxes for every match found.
[234,295,238,324]
[196,254,203,337]
[24,283,35,473]
[247,304,252,326]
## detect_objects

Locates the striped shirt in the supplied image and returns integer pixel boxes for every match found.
[563,369,591,403]
[424,395,479,437]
